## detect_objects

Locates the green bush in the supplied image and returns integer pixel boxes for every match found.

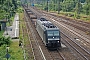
[0,36,12,46]
[17,7,24,13]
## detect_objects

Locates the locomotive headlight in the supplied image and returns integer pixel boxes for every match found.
[53,37,54,38]
[57,41,59,43]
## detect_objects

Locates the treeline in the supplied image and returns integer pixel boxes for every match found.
[34,0,90,16]
[0,0,21,20]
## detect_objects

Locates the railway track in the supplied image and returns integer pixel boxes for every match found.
[48,15,90,60]
[48,50,65,60]
[23,5,90,60]
[49,17,90,51]
[24,9,46,60]
[24,17,36,60]
[21,25,27,60]
[61,32,90,60]
[23,6,76,60]
[20,13,36,60]
[48,18,90,60]
[25,8,57,60]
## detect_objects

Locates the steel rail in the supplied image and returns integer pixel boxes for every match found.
[57,49,66,60]
[21,26,27,60]
[61,33,88,60]
[24,11,36,60]
[51,18,90,59]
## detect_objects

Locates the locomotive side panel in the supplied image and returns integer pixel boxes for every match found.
[36,20,46,45]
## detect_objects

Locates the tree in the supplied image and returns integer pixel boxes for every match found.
[12,0,17,9]
[85,0,90,15]
[61,0,77,12]
[75,0,82,18]
[58,0,60,14]
[80,0,85,3]
[30,0,89,18]
[0,0,21,20]
[53,0,56,11]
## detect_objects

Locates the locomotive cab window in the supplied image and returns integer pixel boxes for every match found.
[47,31,53,36]
[47,31,59,36]
[54,31,59,36]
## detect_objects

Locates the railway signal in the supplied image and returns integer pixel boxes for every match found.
[5,46,10,60]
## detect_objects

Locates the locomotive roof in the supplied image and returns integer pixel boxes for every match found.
[38,18,58,29]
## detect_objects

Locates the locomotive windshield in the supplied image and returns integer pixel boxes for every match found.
[47,30,60,40]
[47,30,59,36]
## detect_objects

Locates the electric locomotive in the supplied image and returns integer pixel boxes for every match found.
[36,18,61,49]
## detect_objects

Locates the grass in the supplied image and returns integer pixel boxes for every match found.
[0,30,4,37]
[9,40,23,60]
[0,40,23,60]
[19,13,24,38]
